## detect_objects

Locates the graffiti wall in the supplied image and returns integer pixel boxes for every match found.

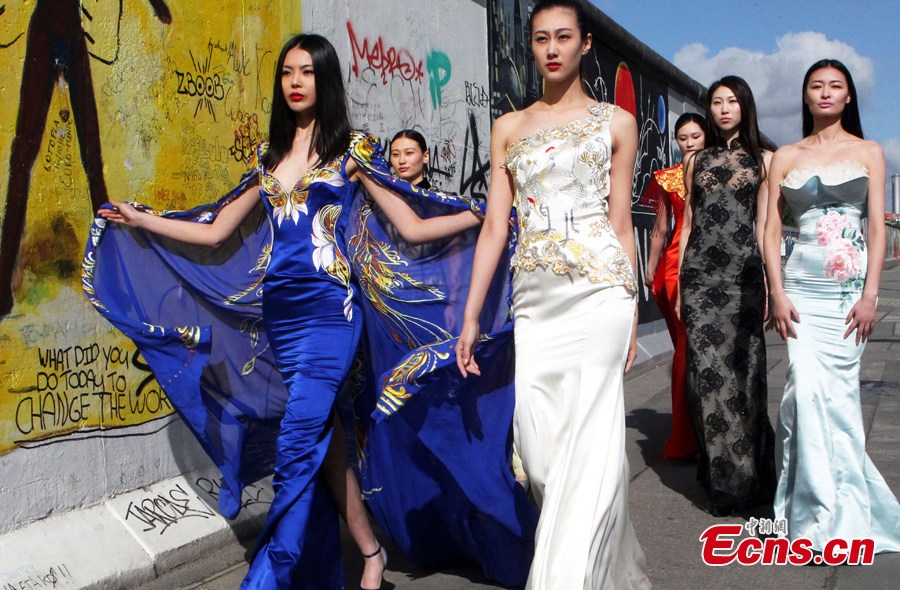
[0,0,300,534]
[489,0,704,325]
[0,0,706,550]
[304,0,491,199]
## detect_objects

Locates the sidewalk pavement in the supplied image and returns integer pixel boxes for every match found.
[141,262,900,590]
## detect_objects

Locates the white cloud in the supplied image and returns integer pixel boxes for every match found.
[674,32,875,147]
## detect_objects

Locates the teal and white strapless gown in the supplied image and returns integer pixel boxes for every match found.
[774,160,900,553]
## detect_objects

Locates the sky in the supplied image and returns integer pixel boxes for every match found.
[592,0,900,202]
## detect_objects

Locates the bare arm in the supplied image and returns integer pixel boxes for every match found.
[845,142,887,344]
[608,109,640,371]
[97,183,260,247]
[763,148,799,340]
[354,169,481,244]
[645,180,670,289]
[608,110,639,272]
[756,150,773,261]
[455,114,517,377]
[674,153,697,321]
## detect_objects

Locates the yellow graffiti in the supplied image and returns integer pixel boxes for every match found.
[0,2,302,455]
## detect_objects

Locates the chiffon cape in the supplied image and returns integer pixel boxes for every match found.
[81,132,537,586]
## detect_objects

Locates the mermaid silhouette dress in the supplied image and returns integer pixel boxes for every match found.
[646,164,699,460]
[774,160,900,552]
[504,102,650,589]
[237,144,369,589]
[83,132,536,589]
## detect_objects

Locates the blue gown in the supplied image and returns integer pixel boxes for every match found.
[82,132,536,589]
[774,161,900,553]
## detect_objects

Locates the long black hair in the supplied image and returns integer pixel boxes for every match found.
[262,33,352,170]
[706,75,775,177]
[801,59,864,139]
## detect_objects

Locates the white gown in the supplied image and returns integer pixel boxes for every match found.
[505,102,651,589]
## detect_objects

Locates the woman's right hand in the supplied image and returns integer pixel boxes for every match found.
[644,264,657,292]
[97,202,142,227]
[674,284,682,321]
[455,319,481,377]
[768,291,800,340]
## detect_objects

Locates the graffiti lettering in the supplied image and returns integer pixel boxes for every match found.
[347,21,424,85]
[229,111,263,163]
[195,476,272,510]
[254,45,275,115]
[41,118,75,189]
[175,71,226,101]
[124,483,215,535]
[207,38,252,77]
[100,345,130,370]
[16,392,92,433]
[181,133,231,165]
[458,111,490,199]
[14,343,171,437]
[37,347,72,372]
[426,50,452,109]
[426,139,456,183]
[0,563,75,589]
[465,81,490,109]
[174,47,230,120]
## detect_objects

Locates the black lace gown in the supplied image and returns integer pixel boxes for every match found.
[680,139,776,514]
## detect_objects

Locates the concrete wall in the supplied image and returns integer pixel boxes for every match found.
[0,1,704,587]
[304,0,491,198]
[0,0,299,566]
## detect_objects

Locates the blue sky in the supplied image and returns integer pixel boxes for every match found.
[593,0,900,189]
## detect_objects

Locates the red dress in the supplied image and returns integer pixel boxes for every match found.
[649,165,698,460]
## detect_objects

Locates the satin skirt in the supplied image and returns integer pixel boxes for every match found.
[242,278,363,589]
[652,245,698,460]
[775,241,900,553]
[512,267,650,590]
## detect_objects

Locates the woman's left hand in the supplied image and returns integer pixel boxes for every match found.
[844,294,878,345]
[624,309,638,373]
[624,335,637,373]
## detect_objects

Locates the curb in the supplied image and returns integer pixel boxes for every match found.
[0,470,271,590]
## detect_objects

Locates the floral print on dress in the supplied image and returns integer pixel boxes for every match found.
[815,208,865,310]
[312,203,354,321]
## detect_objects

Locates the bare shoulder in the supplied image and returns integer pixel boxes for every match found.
[493,110,523,131]
[492,111,524,146]
[609,105,637,130]
[859,140,886,175]
[858,138,885,159]
[609,106,637,150]
[770,142,803,169]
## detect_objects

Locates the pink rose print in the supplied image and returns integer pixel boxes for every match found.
[823,238,861,283]
[814,208,866,310]
[815,210,851,246]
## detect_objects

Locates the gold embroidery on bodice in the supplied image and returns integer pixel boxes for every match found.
[505,103,635,291]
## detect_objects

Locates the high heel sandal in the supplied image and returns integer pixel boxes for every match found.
[360,543,387,590]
